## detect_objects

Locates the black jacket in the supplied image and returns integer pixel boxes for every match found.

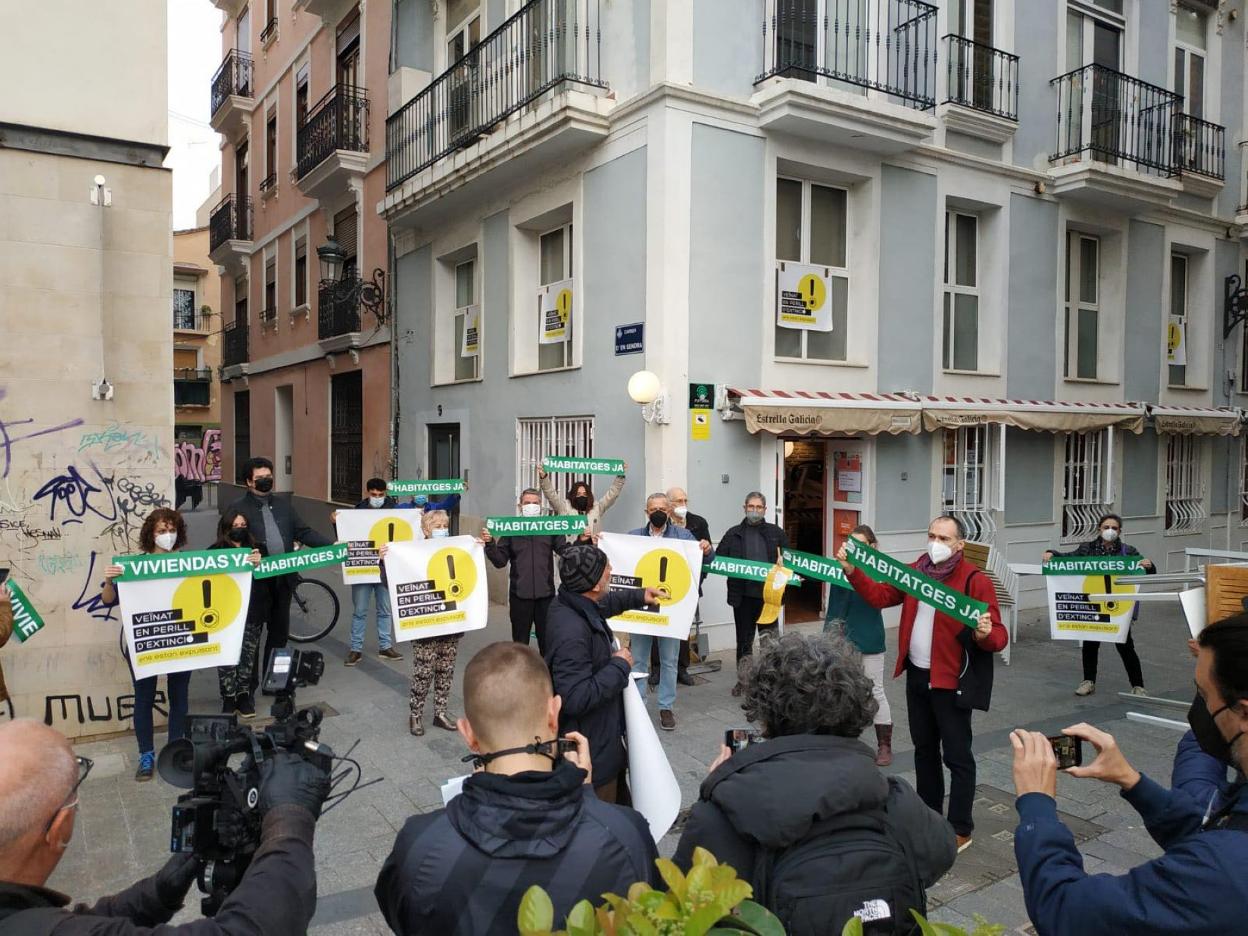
[484,533,570,601]
[374,760,659,935]
[0,806,318,936]
[673,735,955,897]
[544,586,647,788]
[226,491,331,559]
[683,512,711,545]
[716,522,788,603]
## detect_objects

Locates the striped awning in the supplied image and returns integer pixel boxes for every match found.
[1147,404,1242,436]
[727,389,922,436]
[919,397,1146,433]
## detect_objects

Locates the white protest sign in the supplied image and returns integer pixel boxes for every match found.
[776,261,833,332]
[623,673,682,841]
[1044,555,1143,644]
[114,549,254,679]
[461,305,480,357]
[539,278,573,344]
[598,532,703,639]
[384,537,489,642]
[1167,316,1187,366]
[335,510,422,584]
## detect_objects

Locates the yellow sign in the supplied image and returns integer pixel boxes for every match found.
[171,574,243,635]
[556,289,573,325]
[691,408,711,441]
[429,545,478,603]
[635,547,694,607]
[1080,573,1137,618]
[369,516,415,549]
[796,273,826,312]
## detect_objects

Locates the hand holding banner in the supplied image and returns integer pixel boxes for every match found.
[781,547,852,590]
[485,516,587,537]
[335,510,421,584]
[599,532,703,639]
[384,537,489,642]
[541,456,625,475]
[843,538,987,629]
[388,479,465,496]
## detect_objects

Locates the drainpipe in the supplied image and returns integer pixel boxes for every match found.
[388,230,400,478]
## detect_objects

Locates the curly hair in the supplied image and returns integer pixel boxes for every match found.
[742,633,878,739]
[139,507,187,553]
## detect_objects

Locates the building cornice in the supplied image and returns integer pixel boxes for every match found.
[0,122,169,168]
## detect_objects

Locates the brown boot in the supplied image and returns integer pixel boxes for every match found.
[731,656,751,697]
[874,724,893,767]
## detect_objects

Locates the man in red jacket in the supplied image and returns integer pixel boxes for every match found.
[838,515,1007,852]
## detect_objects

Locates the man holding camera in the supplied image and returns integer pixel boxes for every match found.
[0,719,331,935]
[375,642,658,935]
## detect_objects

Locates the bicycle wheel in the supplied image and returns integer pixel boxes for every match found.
[288,576,340,643]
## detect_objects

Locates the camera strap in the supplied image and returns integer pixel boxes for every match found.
[462,737,563,769]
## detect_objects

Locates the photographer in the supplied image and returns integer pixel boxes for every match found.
[375,642,658,935]
[0,719,330,935]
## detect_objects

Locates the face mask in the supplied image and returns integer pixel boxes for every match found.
[1188,695,1243,766]
[673,506,689,519]
[227,527,249,545]
[431,528,450,538]
[368,496,386,508]
[154,532,178,551]
[649,510,669,529]
[744,511,764,525]
[928,541,954,564]
[1101,528,1119,543]
[571,495,590,512]
[413,495,428,507]
[520,503,542,517]
[252,476,274,494]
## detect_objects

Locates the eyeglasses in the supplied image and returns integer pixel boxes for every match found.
[45,756,93,833]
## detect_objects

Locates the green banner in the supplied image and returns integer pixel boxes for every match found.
[542,456,625,475]
[1043,556,1143,576]
[705,555,802,584]
[256,543,350,579]
[486,516,587,537]
[843,538,987,629]
[113,549,254,582]
[781,548,853,590]
[388,479,464,496]
[8,580,46,642]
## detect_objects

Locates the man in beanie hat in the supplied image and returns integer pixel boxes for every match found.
[545,544,664,804]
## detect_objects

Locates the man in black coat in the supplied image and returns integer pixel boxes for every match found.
[375,643,659,935]
[544,544,662,804]
[481,487,570,653]
[226,457,332,674]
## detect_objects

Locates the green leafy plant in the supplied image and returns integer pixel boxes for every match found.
[841,911,1005,936]
[516,847,784,936]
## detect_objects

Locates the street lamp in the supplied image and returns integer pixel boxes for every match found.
[317,239,346,282]
[628,370,669,424]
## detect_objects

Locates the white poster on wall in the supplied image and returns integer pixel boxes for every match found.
[384,537,489,642]
[539,278,573,344]
[598,532,704,639]
[461,305,480,357]
[335,510,422,585]
[1167,315,1187,366]
[776,261,833,332]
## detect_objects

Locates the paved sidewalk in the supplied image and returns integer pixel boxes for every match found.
[48,547,1208,934]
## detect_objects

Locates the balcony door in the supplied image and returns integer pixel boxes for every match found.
[1066,2,1123,163]
[330,372,363,504]
[446,0,481,144]
[336,8,361,88]
[235,140,249,206]
[953,0,994,110]
[237,6,251,58]
[1174,2,1207,119]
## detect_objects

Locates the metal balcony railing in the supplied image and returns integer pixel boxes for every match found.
[318,280,362,339]
[174,368,213,382]
[296,84,369,180]
[260,17,278,45]
[1173,113,1225,181]
[943,34,1018,121]
[210,50,254,115]
[757,0,938,109]
[1051,64,1181,176]
[222,318,249,368]
[173,304,205,331]
[209,194,253,251]
[386,0,606,191]
[259,172,277,194]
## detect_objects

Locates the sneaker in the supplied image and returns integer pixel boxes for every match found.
[659,710,676,731]
[135,751,155,782]
[345,651,363,667]
[1075,680,1096,697]
[956,834,973,853]
[236,695,256,719]
[1130,685,1148,696]
[378,647,403,662]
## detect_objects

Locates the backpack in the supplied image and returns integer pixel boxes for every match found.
[752,807,926,936]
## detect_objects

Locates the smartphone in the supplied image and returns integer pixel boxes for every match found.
[725,728,762,753]
[0,569,8,585]
[1048,734,1083,769]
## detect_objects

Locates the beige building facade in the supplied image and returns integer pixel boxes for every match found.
[174,225,224,510]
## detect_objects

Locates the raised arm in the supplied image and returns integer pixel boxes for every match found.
[595,473,626,517]
[539,471,572,516]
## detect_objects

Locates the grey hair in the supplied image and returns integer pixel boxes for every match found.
[421,509,450,535]
[0,721,77,849]
[519,488,541,501]
[742,633,878,739]
[745,491,767,507]
[645,492,669,508]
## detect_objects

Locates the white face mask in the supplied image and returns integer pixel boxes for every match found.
[368,496,386,508]
[927,540,953,564]
[1101,528,1119,543]
[673,506,689,519]
[155,532,178,551]
[431,528,450,538]
[520,502,542,517]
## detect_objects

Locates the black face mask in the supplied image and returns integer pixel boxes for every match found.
[1188,694,1242,767]
[649,510,669,529]
[227,527,250,545]
[571,494,590,512]
[252,476,274,494]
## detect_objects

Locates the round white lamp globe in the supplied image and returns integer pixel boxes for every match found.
[627,370,662,405]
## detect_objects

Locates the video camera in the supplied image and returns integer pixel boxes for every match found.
[158,648,332,916]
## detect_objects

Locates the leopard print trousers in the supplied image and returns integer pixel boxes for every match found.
[409,634,461,720]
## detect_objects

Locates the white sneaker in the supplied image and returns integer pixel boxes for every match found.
[1075,680,1095,696]
[1130,686,1148,696]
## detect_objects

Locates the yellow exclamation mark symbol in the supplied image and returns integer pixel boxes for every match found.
[656,556,671,602]
[387,522,395,542]
[200,579,219,631]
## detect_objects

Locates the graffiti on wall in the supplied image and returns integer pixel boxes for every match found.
[78,423,165,460]
[44,689,167,728]
[0,389,85,479]
[174,427,222,483]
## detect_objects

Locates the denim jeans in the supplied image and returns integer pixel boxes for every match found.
[132,670,190,756]
[350,583,393,651]
[629,634,680,711]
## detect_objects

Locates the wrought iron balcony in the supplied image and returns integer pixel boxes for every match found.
[943,34,1018,121]
[174,367,213,382]
[173,302,206,332]
[210,50,254,116]
[756,0,937,110]
[1051,64,1181,176]
[386,0,606,191]
[208,194,253,252]
[296,84,369,180]
[222,318,249,368]
[318,270,385,342]
[1173,112,1225,181]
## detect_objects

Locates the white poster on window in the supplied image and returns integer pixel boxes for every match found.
[598,532,704,639]
[1167,316,1187,366]
[335,510,422,585]
[384,537,489,642]
[539,278,573,344]
[776,262,833,332]
[461,305,480,357]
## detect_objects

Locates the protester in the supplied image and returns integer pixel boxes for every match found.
[0,718,330,934]
[374,643,659,934]
[226,457,333,674]
[544,544,662,803]
[538,465,625,541]
[1010,614,1248,935]
[715,492,788,696]
[100,508,195,782]
[0,584,11,722]
[1043,513,1156,697]
[627,493,713,731]
[825,525,893,766]
[208,510,267,719]
[838,514,1006,851]
[332,478,404,667]
[665,487,711,687]
[674,634,955,934]
[481,488,570,653]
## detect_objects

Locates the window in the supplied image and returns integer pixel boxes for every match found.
[293,233,308,308]
[330,371,363,503]
[261,109,277,193]
[234,274,248,325]
[1169,253,1188,386]
[173,285,198,330]
[774,177,848,361]
[943,211,979,371]
[941,426,998,542]
[1240,437,1248,524]
[537,223,573,371]
[233,390,251,483]
[454,259,479,381]
[263,252,277,321]
[1062,430,1113,542]
[446,0,481,64]
[1174,2,1207,119]
[517,416,593,503]
[294,64,309,163]
[1165,434,1205,534]
[1064,231,1100,380]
